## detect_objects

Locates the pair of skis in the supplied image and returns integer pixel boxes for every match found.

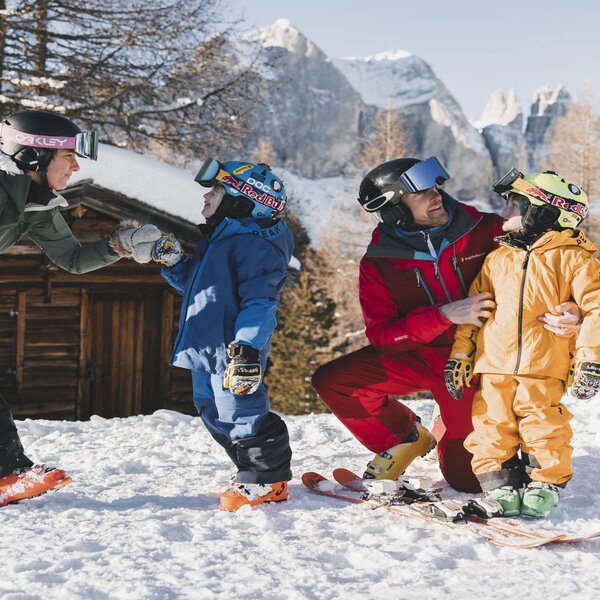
[302,469,600,548]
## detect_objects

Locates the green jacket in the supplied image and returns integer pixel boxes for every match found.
[0,169,120,273]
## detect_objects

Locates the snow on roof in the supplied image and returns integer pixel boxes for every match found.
[70,144,203,224]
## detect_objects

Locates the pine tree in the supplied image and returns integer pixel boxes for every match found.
[267,213,346,415]
[268,249,344,415]
[356,106,410,169]
[0,0,258,161]
[547,89,600,248]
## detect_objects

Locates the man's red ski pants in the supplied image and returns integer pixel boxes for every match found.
[312,344,481,493]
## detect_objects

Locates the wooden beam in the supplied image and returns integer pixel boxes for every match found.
[15,292,26,395]
[160,289,174,407]
[77,289,91,420]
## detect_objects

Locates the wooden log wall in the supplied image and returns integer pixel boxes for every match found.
[0,201,199,421]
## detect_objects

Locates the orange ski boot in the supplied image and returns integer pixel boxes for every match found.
[219,481,288,511]
[0,465,72,507]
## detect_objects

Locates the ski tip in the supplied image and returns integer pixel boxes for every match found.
[332,467,358,479]
[332,468,366,491]
[301,472,327,490]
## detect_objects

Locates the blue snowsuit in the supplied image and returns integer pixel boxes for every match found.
[162,216,294,483]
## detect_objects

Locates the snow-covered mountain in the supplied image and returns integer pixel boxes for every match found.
[240,19,364,179]
[234,19,571,210]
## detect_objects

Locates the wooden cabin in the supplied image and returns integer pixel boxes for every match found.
[0,179,202,420]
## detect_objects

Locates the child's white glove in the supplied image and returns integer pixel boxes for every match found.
[223,343,261,395]
[109,220,162,263]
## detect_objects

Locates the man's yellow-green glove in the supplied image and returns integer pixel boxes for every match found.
[444,357,475,400]
[568,361,600,400]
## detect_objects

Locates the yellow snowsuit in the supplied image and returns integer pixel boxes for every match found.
[451,229,600,490]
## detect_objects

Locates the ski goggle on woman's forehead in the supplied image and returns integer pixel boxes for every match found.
[361,156,450,212]
[0,124,98,160]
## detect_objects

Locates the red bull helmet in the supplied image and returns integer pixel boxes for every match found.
[195,158,287,219]
[493,168,588,229]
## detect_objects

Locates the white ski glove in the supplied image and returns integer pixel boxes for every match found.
[109,220,162,264]
[151,234,183,267]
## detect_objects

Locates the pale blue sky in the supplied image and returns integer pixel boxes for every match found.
[233,0,598,119]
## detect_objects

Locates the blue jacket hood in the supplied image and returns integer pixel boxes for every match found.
[209,217,294,262]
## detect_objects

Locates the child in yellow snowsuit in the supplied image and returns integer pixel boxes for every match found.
[444,170,600,518]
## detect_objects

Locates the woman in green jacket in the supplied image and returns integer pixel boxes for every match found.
[0,109,161,507]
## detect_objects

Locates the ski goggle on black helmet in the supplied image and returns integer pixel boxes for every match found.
[358,156,450,213]
[493,167,589,229]
[0,121,97,161]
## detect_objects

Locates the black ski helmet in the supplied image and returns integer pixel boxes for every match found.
[358,157,450,227]
[0,109,97,176]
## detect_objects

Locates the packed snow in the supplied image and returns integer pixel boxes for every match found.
[3,395,600,599]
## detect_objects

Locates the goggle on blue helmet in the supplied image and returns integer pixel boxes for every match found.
[195,158,287,218]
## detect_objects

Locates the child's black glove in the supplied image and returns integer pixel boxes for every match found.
[223,343,261,395]
[568,361,600,400]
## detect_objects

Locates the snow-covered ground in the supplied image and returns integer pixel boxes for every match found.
[3,396,600,599]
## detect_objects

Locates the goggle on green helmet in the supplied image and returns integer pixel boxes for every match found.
[493,168,589,229]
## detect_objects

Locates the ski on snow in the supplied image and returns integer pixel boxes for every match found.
[302,470,600,548]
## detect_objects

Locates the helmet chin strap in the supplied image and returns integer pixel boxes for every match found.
[380,203,413,227]
[508,203,562,248]
[25,148,54,189]
[38,168,50,189]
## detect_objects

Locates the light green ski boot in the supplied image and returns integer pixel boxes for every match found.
[484,486,522,517]
[521,481,559,518]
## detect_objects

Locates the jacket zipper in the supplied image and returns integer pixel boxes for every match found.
[514,251,530,374]
[413,267,435,305]
[422,232,453,302]
[451,255,469,296]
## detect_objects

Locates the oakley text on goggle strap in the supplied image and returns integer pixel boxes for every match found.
[0,124,98,160]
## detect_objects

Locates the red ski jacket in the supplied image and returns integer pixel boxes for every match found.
[360,199,504,356]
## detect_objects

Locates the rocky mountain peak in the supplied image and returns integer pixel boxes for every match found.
[473,89,523,129]
[247,18,321,57]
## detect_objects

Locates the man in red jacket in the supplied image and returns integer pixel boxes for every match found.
[311,157,580,492]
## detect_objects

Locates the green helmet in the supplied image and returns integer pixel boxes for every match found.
[505,171,589,229]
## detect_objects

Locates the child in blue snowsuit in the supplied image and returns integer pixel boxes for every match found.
[155,159,294,510]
